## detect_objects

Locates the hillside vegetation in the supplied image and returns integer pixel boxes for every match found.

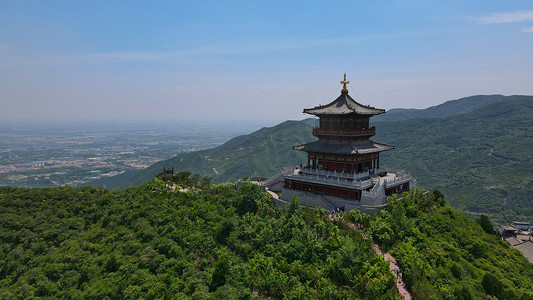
[361,191,533,299]
[375,97,533,223]
[2,179,533,298]
[0,180,398,299]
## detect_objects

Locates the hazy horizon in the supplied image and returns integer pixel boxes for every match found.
[0,92,522,126]
[2,1,533,122]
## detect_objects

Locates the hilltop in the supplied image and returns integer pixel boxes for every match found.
[1,180,533,298]
[91,95,533,223]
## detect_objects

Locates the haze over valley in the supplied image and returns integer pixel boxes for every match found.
[0,120,266,188]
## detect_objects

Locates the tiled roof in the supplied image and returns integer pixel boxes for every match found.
[502,225,518,231]
[512,240,533,264]
[505,236,522,246]
[304,92,385,116]
[517,234,531,241]
[293,140,394,155]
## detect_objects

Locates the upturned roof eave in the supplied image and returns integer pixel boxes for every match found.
[302,92,386,116]
[302,109,386,116]
[292,140,394,155]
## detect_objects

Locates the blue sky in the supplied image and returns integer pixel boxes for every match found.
[1,1,533,123]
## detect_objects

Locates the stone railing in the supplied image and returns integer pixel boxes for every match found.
[372,167,387,174]
[259,173,282,187]
[363,179,385,198]
[299,167,373,181]
[285,171,374,190]
[361,179,387,205]
[384,174,412,187]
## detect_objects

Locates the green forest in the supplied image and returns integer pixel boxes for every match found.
[363,191,533,299]
[376,97,533,223]
[2,174,533,299]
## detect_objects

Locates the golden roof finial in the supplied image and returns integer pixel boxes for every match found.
[340,73,350,93]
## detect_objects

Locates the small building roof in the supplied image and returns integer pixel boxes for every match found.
[293,140,394,155]
[303,92,385,116]
[516,234,532,241]
[502,225,518,232]
[513,221,530,225]
[512,240,533,265]
[505,236,522,246]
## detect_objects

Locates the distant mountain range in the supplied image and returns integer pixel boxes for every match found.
[91,94,533,223]
[373,94,509,121]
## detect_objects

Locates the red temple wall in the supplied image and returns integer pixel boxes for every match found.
[285,179,410,200]
[318,160,373,173]
[284,179,361,200]
[308,153,379,173]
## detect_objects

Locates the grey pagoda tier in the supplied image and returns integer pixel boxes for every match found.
[281,74,415,211]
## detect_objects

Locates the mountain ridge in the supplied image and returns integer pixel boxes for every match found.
[91,94,520,190]
[90,94,533,223]
[373,94,509,121]
[374,96,533,222]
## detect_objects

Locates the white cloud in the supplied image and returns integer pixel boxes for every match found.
[86,38,354,63]
[472,10,533,24]
[522,26,533,33]
[85,30,434,64]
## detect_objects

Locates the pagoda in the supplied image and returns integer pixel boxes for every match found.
[281,74,415,211]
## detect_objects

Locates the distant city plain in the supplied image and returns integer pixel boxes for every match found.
[0,120,270,188]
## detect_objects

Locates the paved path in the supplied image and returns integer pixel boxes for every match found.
[373,244,411,300]
[335,217,412,299]
[265,187,279,200]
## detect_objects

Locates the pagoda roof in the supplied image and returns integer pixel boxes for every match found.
[293,140,394,155]
[303,92,385,116]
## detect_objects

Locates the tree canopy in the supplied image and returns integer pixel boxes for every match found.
[1,180,532,299]
[0,181,397,299]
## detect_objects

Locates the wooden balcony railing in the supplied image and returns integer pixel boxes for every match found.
[312,127,376,137]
